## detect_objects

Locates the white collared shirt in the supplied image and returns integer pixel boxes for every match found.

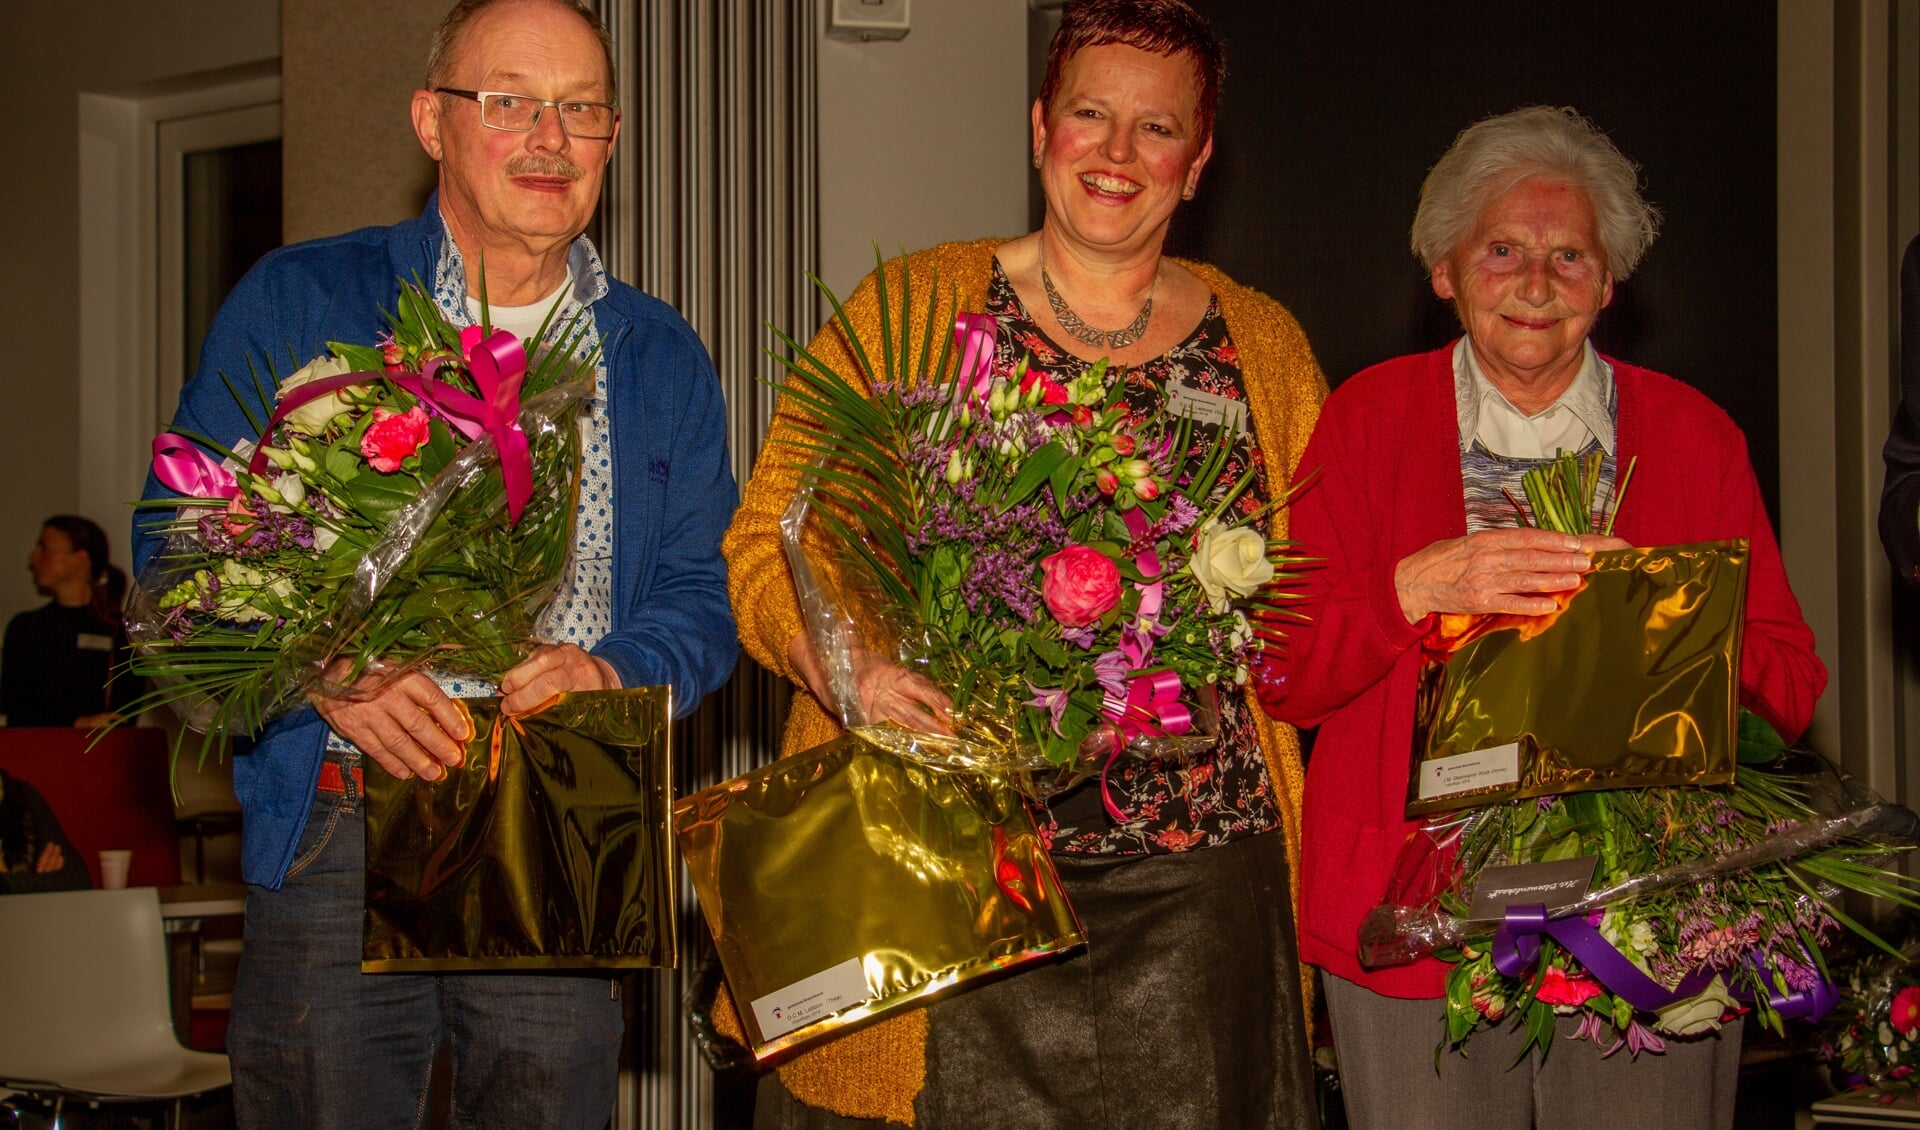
[1452,338,1615,459]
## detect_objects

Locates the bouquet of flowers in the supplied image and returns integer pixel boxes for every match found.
[1824,936,1920,1098]
[1359,454,1920,1059]
[770,257,1301,791]
[128,281,597,742]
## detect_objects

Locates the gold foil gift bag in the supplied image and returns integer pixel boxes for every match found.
[1406,539,1748,817]
[674,734,1085,1061]
[362,686,675,971]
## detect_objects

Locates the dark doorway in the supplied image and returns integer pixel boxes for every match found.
[1169,3,1779,521]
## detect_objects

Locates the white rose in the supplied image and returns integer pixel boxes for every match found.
[1652,975,1737,1037]
[314,524,339,553]
[1188,520,1275,613]
[278,354,356,434]
[271,472,306,509]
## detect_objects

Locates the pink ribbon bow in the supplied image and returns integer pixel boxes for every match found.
[953,312,997,400]
[151,435,239,499]
[1091,508,1195,821]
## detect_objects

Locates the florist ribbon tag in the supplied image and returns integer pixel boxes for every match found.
[1492,903,1838,1022]
[415,326,534,526]
[1465,857,1595,923]
[152,435,239,499]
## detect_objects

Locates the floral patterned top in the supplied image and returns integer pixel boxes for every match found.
[985,263,1281,856]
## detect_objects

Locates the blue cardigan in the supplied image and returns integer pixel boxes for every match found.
[135,198,739,886]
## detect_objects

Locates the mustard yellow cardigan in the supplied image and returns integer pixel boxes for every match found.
[718,238,1328,1125]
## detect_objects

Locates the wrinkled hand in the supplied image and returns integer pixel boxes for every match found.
[787,632,954,736]
[497,643,621,717]
[313,661,472,781]
[1393,529,1629,624]
[34,842,63,874]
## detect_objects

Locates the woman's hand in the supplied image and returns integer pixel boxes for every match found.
[314,660,473,781]
[787,631,955,735]
[33,842,63,874]
[1393,529,1629,624]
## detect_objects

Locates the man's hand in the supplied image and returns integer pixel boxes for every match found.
[314,661,473,781]
[497,643,621,717]
[1393,529,1629,624]
[33,842,63,874]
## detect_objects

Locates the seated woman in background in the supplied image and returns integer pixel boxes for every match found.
[1,516,138,728]
[0,767,91,893]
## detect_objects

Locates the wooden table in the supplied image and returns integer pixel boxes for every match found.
[157,883,247,1039]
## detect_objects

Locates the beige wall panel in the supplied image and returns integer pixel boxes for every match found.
[816,0,1031,299]
[0,1,276,636]
[282,0,444,244]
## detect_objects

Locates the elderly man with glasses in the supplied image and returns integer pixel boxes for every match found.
[133,1,737,1125]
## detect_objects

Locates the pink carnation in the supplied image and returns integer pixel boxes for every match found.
[361,406,431,473]
[1039,546,1121,628]
[1535,964,1604,1008]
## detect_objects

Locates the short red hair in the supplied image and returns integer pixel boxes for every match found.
[1037,0,1225,141]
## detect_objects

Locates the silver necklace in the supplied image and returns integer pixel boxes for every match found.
[1039,249,1155,350]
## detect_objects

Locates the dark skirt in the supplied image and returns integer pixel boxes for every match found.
[756,829,1316,1129]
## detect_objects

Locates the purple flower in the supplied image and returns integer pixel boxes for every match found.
[1092,650,1130,699]
[1024,681,1069,734]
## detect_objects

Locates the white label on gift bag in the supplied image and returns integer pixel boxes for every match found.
[751,957,869,1041]
[1416,742,1521,800]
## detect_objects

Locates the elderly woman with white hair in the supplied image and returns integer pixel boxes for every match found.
[1261,106,1826,1128]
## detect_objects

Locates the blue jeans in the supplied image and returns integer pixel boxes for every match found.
[227,762,625,1129]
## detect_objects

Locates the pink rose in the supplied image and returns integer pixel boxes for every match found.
[1039,546,1121,627]
[1894,986,1920,1037]
[361,405,431,473]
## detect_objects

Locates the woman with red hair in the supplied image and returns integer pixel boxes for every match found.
[725,1,1324,1125]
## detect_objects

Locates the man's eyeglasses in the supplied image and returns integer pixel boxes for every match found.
[433,89,618,140]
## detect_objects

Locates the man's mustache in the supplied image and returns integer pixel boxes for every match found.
[505,155,584,180]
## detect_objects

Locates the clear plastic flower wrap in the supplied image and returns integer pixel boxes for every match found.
[1357,729,1920,1058]
[126,285,597,740]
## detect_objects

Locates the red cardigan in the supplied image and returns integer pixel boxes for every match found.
[1270,344,1827,998]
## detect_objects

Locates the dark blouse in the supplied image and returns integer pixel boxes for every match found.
[1,603,136,727]
[984,264,1281,856]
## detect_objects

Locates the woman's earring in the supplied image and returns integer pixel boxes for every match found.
[1182,187,1196,200]
[1032,152,1042,169]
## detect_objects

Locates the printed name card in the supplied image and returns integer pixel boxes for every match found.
[1466,857,1598,923]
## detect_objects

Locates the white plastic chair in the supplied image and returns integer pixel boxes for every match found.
[0,887,231,1127]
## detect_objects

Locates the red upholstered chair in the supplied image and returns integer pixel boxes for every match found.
[0,727,181,888]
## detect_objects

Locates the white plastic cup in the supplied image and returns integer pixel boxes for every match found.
[98,849,132,890]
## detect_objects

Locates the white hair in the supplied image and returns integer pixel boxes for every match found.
[1411,106,1660,280]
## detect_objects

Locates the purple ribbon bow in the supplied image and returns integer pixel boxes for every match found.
[1492,903,1837,1022]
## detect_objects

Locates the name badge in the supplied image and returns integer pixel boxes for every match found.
[76,633,113,652]
[1166,382,1250,436]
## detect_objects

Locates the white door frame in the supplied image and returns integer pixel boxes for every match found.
[77,60,280,533]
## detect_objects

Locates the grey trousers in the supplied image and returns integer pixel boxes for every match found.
[1322,972,1741,1130]
[758,830,1316,1129]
